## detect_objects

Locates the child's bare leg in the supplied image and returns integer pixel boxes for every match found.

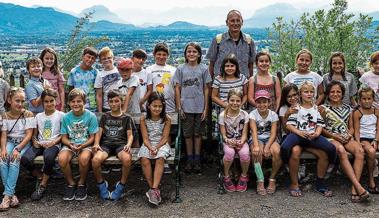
[118,151,132,184]
[270,142,282,179]
[185,137,194,157]
[289,145,302,189]
[77,150,92,185]
[92,151,109,183]
[194,136,202,156]
[362,141,377,188]
[58,150,75,185]
[141,157,153,188]
[153,158,165,189]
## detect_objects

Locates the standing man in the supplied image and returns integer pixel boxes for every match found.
[206,10,256,79]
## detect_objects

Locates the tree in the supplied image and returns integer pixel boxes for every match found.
[268,0,378,74]
[59,12,109,76]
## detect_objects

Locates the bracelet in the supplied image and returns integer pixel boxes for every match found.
[15,147,21,152]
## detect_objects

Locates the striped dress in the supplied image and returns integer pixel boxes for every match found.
[138,118,170,159]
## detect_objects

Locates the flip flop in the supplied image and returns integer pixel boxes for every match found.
[367,186,379,194]
[314,187,333,197]
[357,191,370,202]
[266,179,276,195]
[288,188,302,197]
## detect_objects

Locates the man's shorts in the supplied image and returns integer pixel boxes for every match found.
[182,113,205,138]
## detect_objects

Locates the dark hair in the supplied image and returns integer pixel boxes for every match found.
[26,57,43,72]
[107,89,121,100]
[325,80,345,102]
[255,51,272,65]
[41,88,58,100]
[39,47,61,76]
[146,91,166,123]
[82,47,98,58]
[153,42,169,55]
[220,53,240,79]
[328,52,346,81]
[184,42,202,64]
[280,84,299,107]
[132,49,147,60]
[358,86,375,99]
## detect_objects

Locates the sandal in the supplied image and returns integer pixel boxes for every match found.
[256,181,267,196]
[351,194,359,203]
[367,186,379,194]
[356,191,370,203]
[0,196,10,211]
[288,188,302,197]
[266,179,276,195]
[315,179,333,197]
[10,195,19,208]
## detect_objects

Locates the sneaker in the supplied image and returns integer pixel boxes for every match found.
[155,189,162,203]
[164,163,172,174]
[193,160,202,174]
[63,185,76,201]
[146,189,159,206]
[223,176,236,192]
[101,166,111,174]
[97,181,110,200]
[111,167,122,172]
[110,182,126,201]
[235,175,248,192]
[75,185,87,201]
[184,161,193,174]
[31,184,46,201]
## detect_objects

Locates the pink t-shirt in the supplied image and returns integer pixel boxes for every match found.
[359,71,379,108]
[42,70,66,107]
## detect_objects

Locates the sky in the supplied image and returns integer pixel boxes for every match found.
[1,0,378,25]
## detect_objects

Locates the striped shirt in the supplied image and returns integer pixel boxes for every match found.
[212,75,248,102]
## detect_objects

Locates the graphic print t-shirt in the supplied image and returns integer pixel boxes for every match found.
[94,67,121,110]
[36,110,65,144]
[249,109,279,141]
[287,105,324,133]
[99,112,133,147]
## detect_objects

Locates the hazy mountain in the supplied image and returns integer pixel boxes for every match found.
[80,5,126,24]
[368,11,379,20]
[155,21,208,30]
[244,3,303,28]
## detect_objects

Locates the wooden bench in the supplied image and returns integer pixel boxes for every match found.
[33,112,184,203]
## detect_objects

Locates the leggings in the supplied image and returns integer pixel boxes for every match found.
[223,142,250,162]
[280,133,336,164]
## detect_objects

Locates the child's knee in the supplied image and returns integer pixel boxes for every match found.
[239,152,250,162]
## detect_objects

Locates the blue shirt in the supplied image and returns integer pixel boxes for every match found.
[25,76,44,113]
[60,109,98,145]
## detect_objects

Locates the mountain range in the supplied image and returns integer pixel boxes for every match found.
[0,2,378,35]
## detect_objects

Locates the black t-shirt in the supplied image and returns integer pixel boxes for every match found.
[100,112,132,147]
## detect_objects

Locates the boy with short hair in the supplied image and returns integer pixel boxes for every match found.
[58,88,98,201]
[67,47,99,112]
[146,42,176,113]
[92,89,133,200]
[95,47,121,112]
[116,58,140,114]
[131,49,152,112]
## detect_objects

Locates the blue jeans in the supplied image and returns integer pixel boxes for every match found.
[0,141,30,196]
[280,133,337,164]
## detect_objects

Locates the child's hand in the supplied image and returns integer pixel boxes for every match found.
[288,105,299,115]
[179,109,186,119]
[149,148,158,156]
[252,146,262,157]
[33,140,41,148]
[70,143,80,152]
[92,144,103,153]
[123,144,131,153]
[11,149,20,162]
[0,149,7,161]
[201,109,207,121]
[263,146,271,158]
[307,132,319,141]
[372,141,378,150]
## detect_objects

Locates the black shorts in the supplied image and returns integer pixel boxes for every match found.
[360,138,375,143]
[100,144,124,156]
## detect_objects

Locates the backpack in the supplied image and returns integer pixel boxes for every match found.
[215,33,253,56]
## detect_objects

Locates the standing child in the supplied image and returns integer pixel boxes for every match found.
[0,87,35,211]
[146,42,177,113]
[25,57,51,114]
[116,58,140,114]
[174,42,212,173]
[139,92,171,206]
[249,90,282,195]
[248,51,281,111]
[92,90,133,201]
[353,87,379,194]
[21,89,65,201]
[359,51,379,108]
[219,89,250,192]
[0,61,10,114]
[323,52,357,106]
[67,47,98,112]
[58,88,98,201]
[281,81,336,197]
[40,47,66,111]
[94,47,121,112]
[131,49,152,112]
[284,49,324,105]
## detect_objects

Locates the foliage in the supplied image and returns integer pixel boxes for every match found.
[59,12,109,76]
[268,0,379,74]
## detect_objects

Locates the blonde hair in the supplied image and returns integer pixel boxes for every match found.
[295,49,313,63]
[299,81,315,104]
[369,51,379,67]
[98,46,114,59]
[68,88,86,103]
[223,88,243,123]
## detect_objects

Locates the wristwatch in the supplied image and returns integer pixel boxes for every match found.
[15,147,22,152]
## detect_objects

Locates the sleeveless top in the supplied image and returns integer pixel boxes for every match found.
[358,108,378,139]
[252,74,277,111]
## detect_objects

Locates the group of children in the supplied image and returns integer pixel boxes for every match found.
[0,42,378,210]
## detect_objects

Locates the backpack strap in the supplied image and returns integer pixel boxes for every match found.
[272,75,277,99]
[215,33,223,57]
[243,33,252,45]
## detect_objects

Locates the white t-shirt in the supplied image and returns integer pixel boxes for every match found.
[279,105,289,136]
[146,64,177,113]
[359,71,379,108]
[287,105,324,133]
[284,71,323,96]
[2,111,36,139]
[132,68,152,109]
[36,110,65,144]
[117,75,141,114]
[94,67,120,110]
[249,109,279,141]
